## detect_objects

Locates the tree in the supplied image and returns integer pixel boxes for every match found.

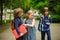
[0,0,4,24]
[49,0,60,15]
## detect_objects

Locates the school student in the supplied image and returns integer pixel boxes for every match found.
[13,8,24,40]
[38,7,52,40]
[24,10,36,40]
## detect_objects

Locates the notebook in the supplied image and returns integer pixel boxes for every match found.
[12,24,27,39]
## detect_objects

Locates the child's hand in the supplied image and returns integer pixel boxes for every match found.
[23,24,29,26]
[23,24,26,26]
[46,22,50,25]
[20,33,23,36]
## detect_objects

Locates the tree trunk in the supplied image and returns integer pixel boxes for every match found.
[0,0,3,24]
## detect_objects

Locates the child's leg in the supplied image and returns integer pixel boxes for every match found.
[16,36,23,40]
[23,33,28,40]
[46,30,51,40]
[41,31,45,40]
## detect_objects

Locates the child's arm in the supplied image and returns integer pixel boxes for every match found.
[46,17,52,25]
[49,17,52,23]
[14,19,20,35]
[26,19,35,27]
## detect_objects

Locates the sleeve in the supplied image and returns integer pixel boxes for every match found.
[14,18,20,35]
[49,17,52,23]
[20,18,23,25]
[47,17,52,25]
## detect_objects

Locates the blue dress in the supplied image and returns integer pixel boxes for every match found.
[25,19,36,40]
[14,17,24,40]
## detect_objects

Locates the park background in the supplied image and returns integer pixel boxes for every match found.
[0,0,60,40]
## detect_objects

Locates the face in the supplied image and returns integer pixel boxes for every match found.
[44,7,49,16]
[44,11,49,16]
[29,13,34,19]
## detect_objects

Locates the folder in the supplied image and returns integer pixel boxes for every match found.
[12,24,27,39]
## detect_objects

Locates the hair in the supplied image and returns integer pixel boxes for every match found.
[26,10,34,19]
[42,7,50,19]
[14,8,23,18]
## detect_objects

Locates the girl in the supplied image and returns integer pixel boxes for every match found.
[24,10,36,40]
[38,7,52,40]
[13,8,24,40]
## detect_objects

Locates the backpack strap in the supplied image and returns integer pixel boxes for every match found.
[11,20,14,30]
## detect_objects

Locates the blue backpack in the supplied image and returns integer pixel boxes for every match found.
[38,14,43,31]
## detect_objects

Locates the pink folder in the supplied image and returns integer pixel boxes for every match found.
[12,24,27,39]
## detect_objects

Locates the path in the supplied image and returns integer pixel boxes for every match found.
[0,21,60,40]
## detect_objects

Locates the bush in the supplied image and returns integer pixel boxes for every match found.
[35,15,60,23]
[22,14,26,19]
[51,15,60,23]
[0,20,11,24]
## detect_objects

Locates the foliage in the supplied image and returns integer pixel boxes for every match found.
[1,0,60,23]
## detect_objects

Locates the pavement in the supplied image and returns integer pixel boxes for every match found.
[0,20,60,40]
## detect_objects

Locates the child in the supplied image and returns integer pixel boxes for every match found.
[24,10,36,40]
[13,8,24,40]
[38,7,52,40]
